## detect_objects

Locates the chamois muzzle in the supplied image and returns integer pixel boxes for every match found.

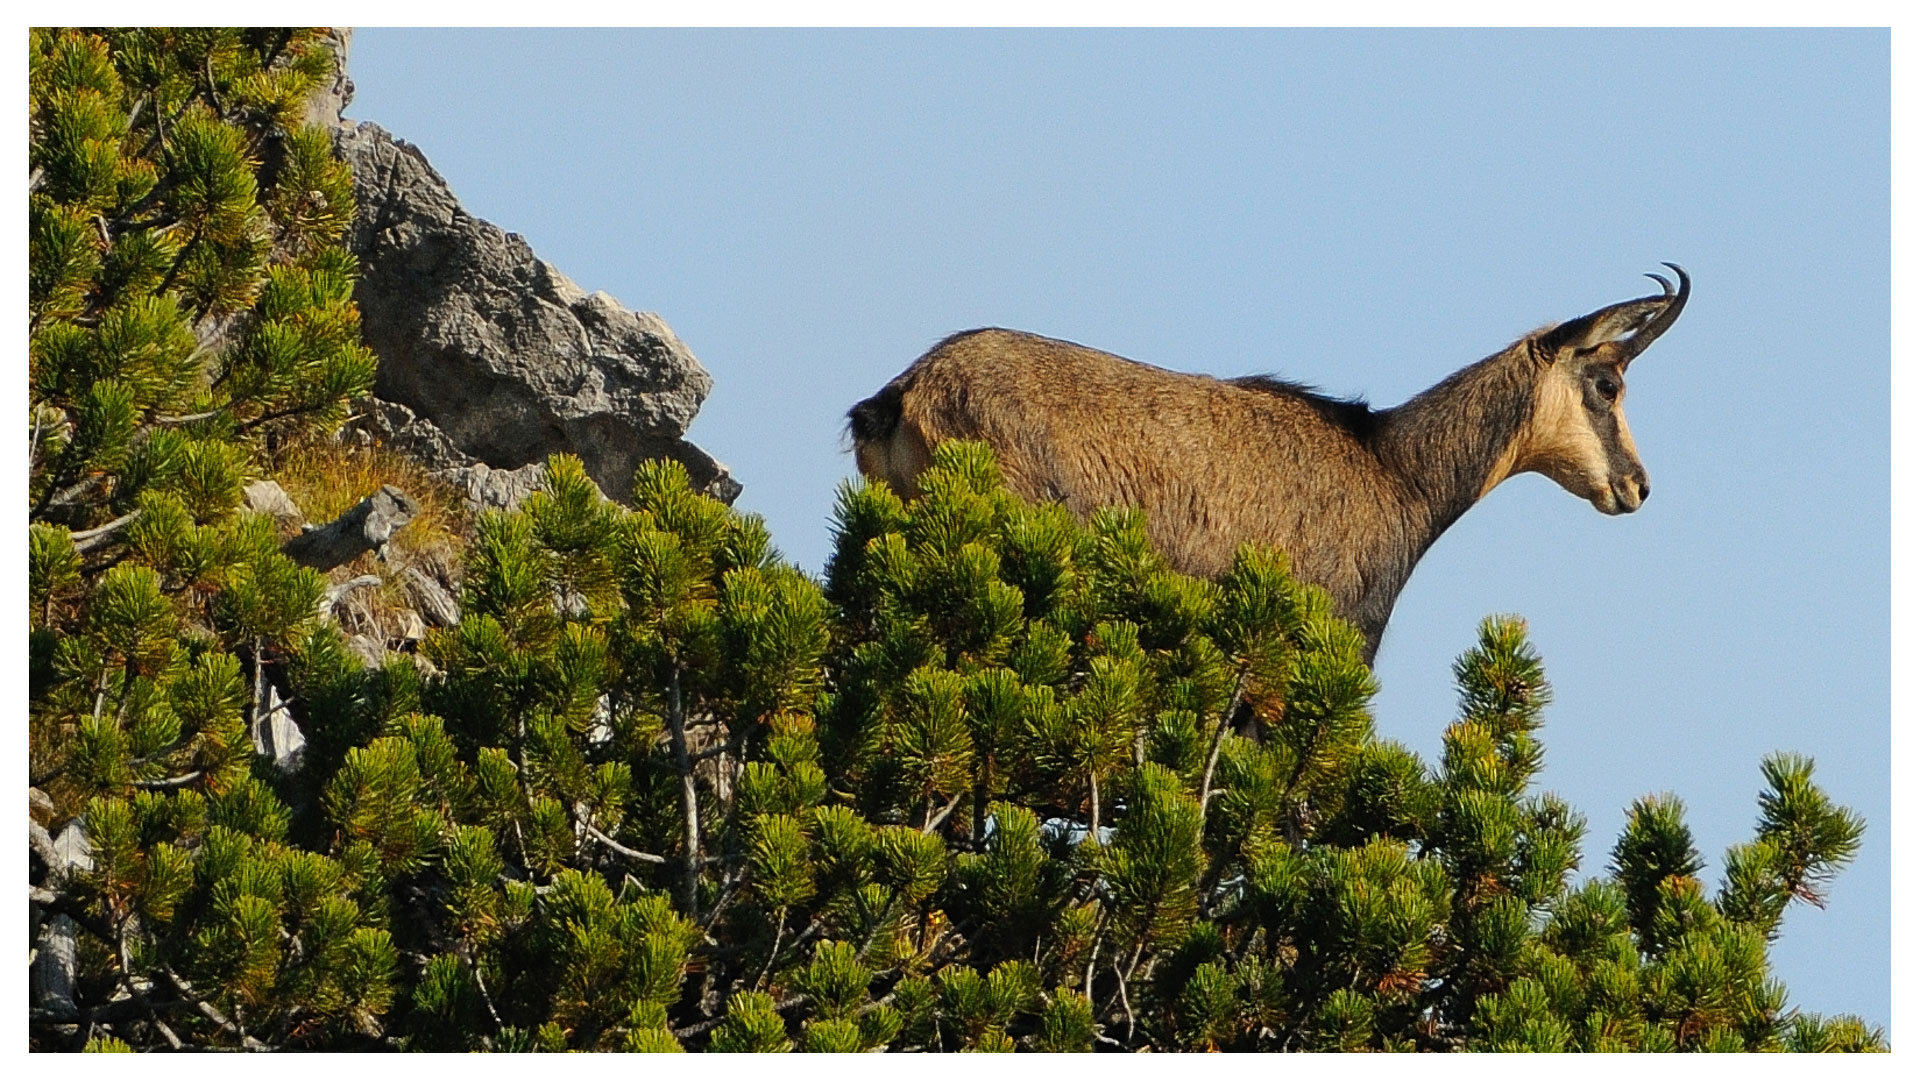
[1617,262,1690,364]
[1606,467,1651,514]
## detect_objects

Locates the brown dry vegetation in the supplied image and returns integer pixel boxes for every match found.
[269,433,470,654]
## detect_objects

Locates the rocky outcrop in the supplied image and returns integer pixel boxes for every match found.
[316,30,738,510]
[224,31,748,696]
[332,120,739,508]
[303,28,356,132]
[283,485,420,570]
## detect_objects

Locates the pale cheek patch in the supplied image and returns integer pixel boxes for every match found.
[1522,372,1611,493]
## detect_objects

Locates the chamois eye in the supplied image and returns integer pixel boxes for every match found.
[1594,375,1620,401]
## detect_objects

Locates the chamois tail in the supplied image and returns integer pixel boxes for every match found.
[847,383,903,445]
[847,382,931,497]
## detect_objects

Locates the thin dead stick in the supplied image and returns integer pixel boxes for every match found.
[1198,673,1248,821]
[70,510,144,553]
[581,821,669,866]
[922,791,965,835]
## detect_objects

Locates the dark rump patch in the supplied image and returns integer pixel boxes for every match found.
[1228,375,1381,439]
[847,382,904,442]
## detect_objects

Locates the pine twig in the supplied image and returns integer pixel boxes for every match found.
[113,917,186,1051]
[203,54,225,115]
[922,790,965,835]
[699,873,748,933]
[580,821,668,866]
[151,408,221,425]
[28,884,116,944]
[672,993,809,1042]
[754,908,788,992]
[28,405,45,473]
[131,770,203,790]
[1114,955,1138,1044]
[1088,767,1102,843]
[1198,672,1248,823]
[1082,908,1108,1004]
[666,667,702,920]
[470,956,505,1033]
[157,968,271,1051]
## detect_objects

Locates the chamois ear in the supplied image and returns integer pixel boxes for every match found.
[1538,264,1690,366]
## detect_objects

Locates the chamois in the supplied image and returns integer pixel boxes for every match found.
[847,265,1689,664]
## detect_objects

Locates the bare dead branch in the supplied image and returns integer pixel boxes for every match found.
[1198,672,1248,823]
[69,510,143,553]
[157,968,272,1051]
[151,408,221,425]
[131,770,204,790]
[581,821,669,866]
[922,790,965,835]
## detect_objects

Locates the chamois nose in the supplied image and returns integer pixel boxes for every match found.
[1607,469,1650,514]
[1620,470,1650,511]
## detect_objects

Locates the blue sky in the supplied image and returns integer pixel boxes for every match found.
[346,28,1891,1026]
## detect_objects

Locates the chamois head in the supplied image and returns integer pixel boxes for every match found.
[1517,263,1690,515]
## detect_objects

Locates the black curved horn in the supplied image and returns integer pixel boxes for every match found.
[1621,262,1689,362]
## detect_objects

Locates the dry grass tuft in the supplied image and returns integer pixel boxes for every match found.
[270,436,471,653]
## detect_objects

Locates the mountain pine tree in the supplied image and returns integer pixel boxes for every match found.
[28,26,1884,1054]
[29,28,389,1048]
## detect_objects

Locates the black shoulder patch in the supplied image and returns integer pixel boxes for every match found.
[1228,375,1381,439]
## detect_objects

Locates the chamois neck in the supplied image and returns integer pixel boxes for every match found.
[1370,345,1536,542]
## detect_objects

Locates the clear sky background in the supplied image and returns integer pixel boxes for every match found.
[345,28,1890,1027]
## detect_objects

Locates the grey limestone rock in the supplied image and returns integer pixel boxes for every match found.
[453,461,551,514]
[348,397,547,514]
[243,479,304,525]
[283,485,420,570]
[305,28,356,132]
[332,118,740,507]
[30,916,78,1022]
[403,565,462,629]
[250,683,307,775]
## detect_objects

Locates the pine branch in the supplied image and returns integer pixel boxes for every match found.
[69,510,144,553]
[699,872,748,933]
[922,790,965,835]
[151,408,222,425]
[671,992,809,1042]
[1083,908,1108,1003]
[32,474,101,523]
[1198,672,1247,823]
[753,908,788,992]
[1113,953,1139,1044]
[130,770,204,790]
[580,820,668,866]
[666,667,702,919]
[469,954,505,1034]
[112,916,186,1051]
[1089,768,1102,844]
[320,574,384,621]
[28,405,45,474]
[157,967,273,1051]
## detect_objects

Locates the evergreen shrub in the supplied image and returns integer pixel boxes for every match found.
[26,27,1882,1054]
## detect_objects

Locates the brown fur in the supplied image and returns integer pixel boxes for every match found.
[849,269,1688,663]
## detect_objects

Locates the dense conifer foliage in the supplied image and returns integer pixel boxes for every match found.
[27,28,385,1051]
[27,27,1881,1053]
